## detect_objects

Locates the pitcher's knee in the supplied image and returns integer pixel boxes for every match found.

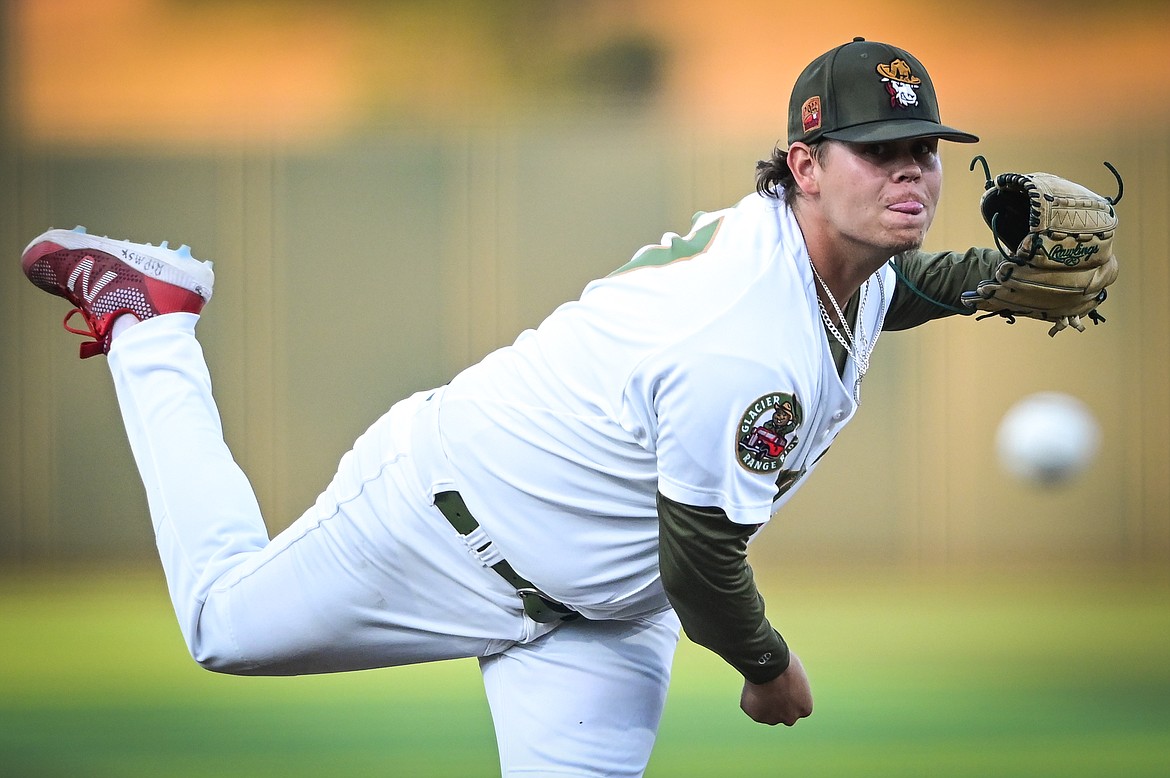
[180,594,266,675]
[186,634,261,675]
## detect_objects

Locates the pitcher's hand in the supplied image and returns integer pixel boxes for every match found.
[740,651,813,726]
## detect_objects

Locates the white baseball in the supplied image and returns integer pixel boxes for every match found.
[996,392,1100,486]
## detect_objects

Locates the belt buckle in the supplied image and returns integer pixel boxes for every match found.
[517,588,579,623]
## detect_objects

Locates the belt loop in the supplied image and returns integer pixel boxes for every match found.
[463,525,505,567]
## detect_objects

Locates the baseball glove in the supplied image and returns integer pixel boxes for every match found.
[961,157,1121,336]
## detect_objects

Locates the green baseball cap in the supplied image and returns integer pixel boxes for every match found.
[788,37,978,146]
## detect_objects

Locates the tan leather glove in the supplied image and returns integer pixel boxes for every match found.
[963,162,1121,336]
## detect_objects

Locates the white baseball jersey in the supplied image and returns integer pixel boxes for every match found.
[432,192,896,621]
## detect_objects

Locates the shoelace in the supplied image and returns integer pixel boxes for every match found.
[62,307,116,359]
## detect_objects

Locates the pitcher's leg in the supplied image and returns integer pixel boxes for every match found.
[108,312,270,656]
[109,313,529,674]
[480,610,681,777]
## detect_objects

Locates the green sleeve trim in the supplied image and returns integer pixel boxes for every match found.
[609,216,723,276]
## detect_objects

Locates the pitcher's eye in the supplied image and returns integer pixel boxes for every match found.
[913,140,939,157]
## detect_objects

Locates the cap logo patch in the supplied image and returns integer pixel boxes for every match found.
[737,392,803,473]
[876,58,921,109]
[801,96,822,134]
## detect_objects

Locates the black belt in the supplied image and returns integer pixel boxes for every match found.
[433,491,579,624]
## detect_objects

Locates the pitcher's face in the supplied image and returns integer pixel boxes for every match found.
[814,138,943,257]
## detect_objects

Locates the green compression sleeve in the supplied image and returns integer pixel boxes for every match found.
[885,247,1001,329]
[657,491,790,684]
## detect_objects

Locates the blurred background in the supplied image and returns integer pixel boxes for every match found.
[1,1,1168,776]
[3,0,1168,570]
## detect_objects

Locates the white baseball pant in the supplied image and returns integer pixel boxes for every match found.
[106,312,680,777]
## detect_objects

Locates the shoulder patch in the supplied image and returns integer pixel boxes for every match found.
[736,392,803,473]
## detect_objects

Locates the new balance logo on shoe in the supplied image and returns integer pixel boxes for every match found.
[68,257,118,304]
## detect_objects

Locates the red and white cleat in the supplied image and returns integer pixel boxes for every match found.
[21,226,215,358]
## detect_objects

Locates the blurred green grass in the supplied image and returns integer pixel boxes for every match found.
[2,565,1167,777]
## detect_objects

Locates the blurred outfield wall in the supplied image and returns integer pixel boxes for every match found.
[3,119,1168,570]
[1,0,1168,570]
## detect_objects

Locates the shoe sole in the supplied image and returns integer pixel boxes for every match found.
[22,227,215,303]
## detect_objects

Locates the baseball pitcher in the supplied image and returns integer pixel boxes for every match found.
[20,38,1118,776]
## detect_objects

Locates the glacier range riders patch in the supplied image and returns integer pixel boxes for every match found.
[736,392,803,473]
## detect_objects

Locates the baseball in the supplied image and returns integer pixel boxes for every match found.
[996,392,1100,486]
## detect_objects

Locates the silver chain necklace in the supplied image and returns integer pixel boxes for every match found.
[810,259,887,401]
